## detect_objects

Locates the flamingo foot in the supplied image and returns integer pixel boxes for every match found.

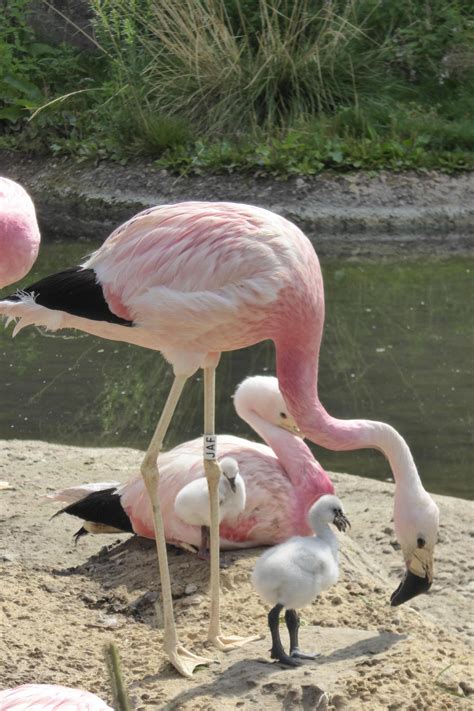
[290,647,320,660]
[210,633,263,651]
[270,649,302,667]
[167,644,216,678]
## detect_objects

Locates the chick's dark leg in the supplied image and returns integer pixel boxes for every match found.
[197,525,210,561]
[268,604,301,667]
[285,609,319,659]
[197,525,230,568]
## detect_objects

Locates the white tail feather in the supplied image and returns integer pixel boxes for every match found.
[1,297,65,336]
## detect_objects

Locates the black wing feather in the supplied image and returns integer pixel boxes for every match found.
[54,487,134,533]
[8,266,133,326]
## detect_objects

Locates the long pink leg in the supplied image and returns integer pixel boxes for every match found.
[203,365,262,650]
[141,374,214,677]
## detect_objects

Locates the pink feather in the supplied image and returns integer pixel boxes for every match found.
[0,178,40,289]
[0,683,112,710]
[50,377,334,548]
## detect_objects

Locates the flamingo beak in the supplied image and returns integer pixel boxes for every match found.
[226,477,236,492]
[280,421,304,438]
[390,548,434,606]
[333,511,351,533]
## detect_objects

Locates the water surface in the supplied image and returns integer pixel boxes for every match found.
[1,242,472,499]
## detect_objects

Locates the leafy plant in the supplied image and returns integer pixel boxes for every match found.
[0,0,106,154]
[0,0,472,172]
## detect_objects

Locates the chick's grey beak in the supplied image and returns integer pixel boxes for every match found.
[228,478,236,493]
[334,512,351,533]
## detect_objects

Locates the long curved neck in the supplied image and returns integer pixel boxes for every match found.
[235,399,332,495]
[313,521,338,558]
[276,345,423,492]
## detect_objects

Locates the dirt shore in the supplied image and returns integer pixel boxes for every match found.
[1,439,472,710]
[1,151,473,257]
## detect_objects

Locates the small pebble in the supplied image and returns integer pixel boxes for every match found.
[42,583,58,594]
[97,613,120,628]
[0,552,16,562]
[181,594,204,606]
[331,595,343,606]
[130,591,158,611]
[460,680,474,696]
[439,676,460,693]
[331,693,348,709]
[185,583,198,595]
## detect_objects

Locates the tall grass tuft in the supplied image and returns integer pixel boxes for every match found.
[2,0,472,168]
[92,0,386,136]
[104,642,132,711]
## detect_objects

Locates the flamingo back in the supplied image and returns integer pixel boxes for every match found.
[82,202,317,354]
[0,683,112,710]
[120,435,307,549]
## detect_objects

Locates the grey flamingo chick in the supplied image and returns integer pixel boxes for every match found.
[252,494,350,666]
[174,457,245,561]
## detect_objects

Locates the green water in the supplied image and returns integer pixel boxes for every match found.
[1,242,472,499]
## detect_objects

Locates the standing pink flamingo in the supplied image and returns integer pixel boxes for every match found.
[0,684,112,710]
[48,375,335,549]
[0,178,40,289]
[0,199,439,677]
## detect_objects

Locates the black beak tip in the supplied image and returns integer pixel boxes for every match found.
[390,586,404,607]
[334,514,351,533]
[390,570,432,607]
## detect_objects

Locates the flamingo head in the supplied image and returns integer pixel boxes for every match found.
[391,488,439,606]
[307,494,351,533]
[233,375,302,436]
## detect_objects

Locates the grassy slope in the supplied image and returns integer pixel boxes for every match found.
[0,0,473,174]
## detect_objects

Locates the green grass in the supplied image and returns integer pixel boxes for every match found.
[1,0,473,174]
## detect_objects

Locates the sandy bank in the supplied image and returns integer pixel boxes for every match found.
[0,439,472,709]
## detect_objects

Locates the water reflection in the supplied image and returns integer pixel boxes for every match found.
[1,242,472,499]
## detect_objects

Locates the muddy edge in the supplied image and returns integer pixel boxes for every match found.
[1,150,473,257]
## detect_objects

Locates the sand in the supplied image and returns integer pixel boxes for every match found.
[0,439,472,710]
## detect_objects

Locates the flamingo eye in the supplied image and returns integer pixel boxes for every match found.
[280,412,287,419]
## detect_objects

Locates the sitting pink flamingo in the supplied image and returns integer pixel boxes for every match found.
[48,375,334,548]
[0,178,40,289]
[0,197,439,677]
[0,684,112,710]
